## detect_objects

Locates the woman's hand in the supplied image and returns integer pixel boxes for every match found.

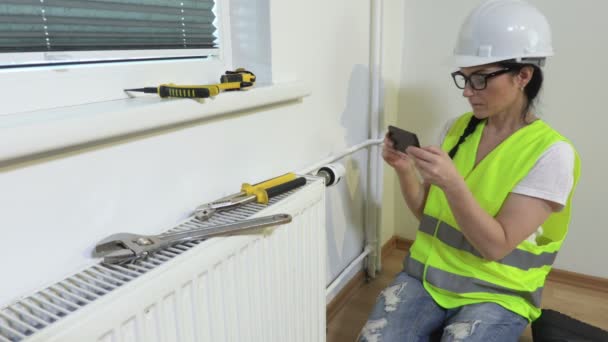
[382,133,415,174]
[406,145,462,191]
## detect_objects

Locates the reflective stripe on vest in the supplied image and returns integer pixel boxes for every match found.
[418,215,557,271]
[405,255,543,307]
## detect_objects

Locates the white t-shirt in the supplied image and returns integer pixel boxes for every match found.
[439,118,575,244]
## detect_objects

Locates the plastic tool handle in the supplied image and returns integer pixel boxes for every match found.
[221,70,256,84]
[221,74,246,83]
[217,82,251,91]
[265,177,307,198]
[242,173,297,196]
[157,85,216,98]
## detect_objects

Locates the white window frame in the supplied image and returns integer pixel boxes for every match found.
[0,0,233,117]
[0,49,221,68]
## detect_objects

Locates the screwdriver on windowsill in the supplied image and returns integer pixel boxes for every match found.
[124,84,216,99]
[124,69,256,99]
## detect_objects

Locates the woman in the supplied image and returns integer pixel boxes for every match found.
[359,1,580,341]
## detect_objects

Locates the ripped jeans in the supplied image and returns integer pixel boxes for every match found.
[359,271,528,342]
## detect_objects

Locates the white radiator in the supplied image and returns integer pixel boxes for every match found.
[0,177,326,342]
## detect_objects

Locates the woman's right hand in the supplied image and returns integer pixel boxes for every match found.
[382,133,415,174]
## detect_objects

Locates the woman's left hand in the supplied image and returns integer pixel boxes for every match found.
[405,146,462,191]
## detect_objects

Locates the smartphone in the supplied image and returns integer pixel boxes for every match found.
[388,125,420,152]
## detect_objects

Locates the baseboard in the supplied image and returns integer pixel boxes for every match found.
[326,270,366,323]
[388,236,608,294]
[547,268,608,294]
[381,236,413,259]
[395,237,413,251]
[381,236,398,259]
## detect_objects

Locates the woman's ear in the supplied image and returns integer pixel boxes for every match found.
[518,66,535,89]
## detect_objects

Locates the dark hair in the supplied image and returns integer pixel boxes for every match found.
[448,60,544,159]
[498,60,544,120]
[448,115,482,159]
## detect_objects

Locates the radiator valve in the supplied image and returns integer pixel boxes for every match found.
[315,163,346,187]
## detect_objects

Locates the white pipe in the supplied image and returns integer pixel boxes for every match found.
[297,139,383,175]
[326,246,372,297]
[297,140,382,297]
[315,0,387,299]
[366,0,384,276]
[298,140,382,299]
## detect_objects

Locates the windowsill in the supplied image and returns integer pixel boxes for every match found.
[0,81,310,165]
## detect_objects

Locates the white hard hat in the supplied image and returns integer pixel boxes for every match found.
[453,0,553,68]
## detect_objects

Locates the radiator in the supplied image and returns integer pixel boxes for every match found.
[0,177,326,342]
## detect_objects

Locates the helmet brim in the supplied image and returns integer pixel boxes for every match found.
[452,54,552,68]
[452,55,511,68]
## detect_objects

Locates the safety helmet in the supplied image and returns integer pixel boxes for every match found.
[453,0,553,68]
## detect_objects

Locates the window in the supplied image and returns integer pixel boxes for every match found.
[0,0,219,67]
[0,0,232,115]
[0,0,298,164]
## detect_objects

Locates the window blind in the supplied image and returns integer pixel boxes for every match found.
[0,0,218,65]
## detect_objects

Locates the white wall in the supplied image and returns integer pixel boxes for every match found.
[270,0,372,297]
[392,0,608,278]
[379,0,406,248]
[0,0,373,307]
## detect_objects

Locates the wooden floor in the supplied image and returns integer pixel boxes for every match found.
[327,249,608,342]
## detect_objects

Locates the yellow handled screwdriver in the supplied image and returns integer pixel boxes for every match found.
[194,176,306,221]
[207,173,297,204]
[125,69,256,99]
[194,173,299,221]
[125,83,221,98]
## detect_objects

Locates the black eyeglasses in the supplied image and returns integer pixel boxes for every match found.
[451,68,512,90]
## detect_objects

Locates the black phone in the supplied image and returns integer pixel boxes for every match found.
[388,125,420,152]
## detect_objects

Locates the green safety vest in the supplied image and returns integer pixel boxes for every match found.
[405,112,581,322]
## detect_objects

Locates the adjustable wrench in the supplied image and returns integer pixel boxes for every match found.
[93,214,292,264]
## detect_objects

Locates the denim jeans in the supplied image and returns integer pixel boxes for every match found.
[358,271,528,342]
